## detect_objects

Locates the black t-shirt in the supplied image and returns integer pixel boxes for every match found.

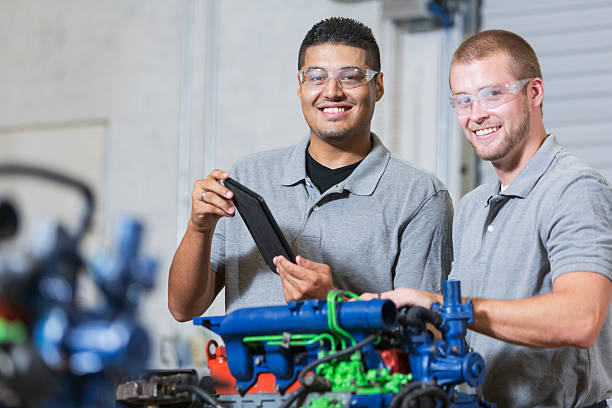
[306,150,362,193]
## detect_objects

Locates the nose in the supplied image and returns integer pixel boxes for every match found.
[321,76,345,100]
[469,99,490,122]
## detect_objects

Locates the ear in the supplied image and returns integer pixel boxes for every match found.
[297,73,302,99]
[375,72,384,101]
[528,77,544,110]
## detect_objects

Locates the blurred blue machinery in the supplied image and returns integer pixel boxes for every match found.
[0,164,156,408]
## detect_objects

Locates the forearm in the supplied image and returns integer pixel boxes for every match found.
[470,290,605,348]
[168,220,218,321]
[379,290,590,347]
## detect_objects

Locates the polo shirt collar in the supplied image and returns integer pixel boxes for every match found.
[280,133,391,196]
[281,136,310,186]
[343,133,390,196]
[485,134,562,206]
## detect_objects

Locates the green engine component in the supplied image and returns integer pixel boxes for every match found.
[303,395,344,408]
[316,353,412,395]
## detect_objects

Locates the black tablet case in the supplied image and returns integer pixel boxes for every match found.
[223,178,296,274]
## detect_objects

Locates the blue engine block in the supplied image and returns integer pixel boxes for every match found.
[195,281,496,408]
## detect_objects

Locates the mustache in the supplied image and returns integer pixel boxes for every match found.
[314,98,357,108]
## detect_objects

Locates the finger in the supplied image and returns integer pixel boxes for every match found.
[209,169,230,181]
[380,289,432,309]
[275,256,311,296]
[276,259,305,289]
[274,256,290,276]
[359,292,380,301]
[295,255,322,270]
[278,256,315,280]
[379,290,395,299]
[281,283,292,302]
[194,172,233,201]
[274,256,292,273]
[193,201,232,218]
[198,190,235,215]
[378,290,407,308]
[278,266,302,300]
[280,273,300,295]
[279,270,299,302]
[296,256,332,279]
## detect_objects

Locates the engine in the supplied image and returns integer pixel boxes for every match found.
[183,280,496,408]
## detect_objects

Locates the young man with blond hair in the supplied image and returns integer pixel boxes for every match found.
[364,30,612,407]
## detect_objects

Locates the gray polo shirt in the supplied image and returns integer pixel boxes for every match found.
[449,135,612,407]
[211,133,453,312]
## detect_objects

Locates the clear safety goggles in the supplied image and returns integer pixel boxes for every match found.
[298,67,379,90]
[450,78,533,115]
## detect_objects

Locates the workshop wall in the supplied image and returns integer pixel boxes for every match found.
[478,0,612,183]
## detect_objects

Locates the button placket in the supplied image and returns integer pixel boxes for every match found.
[480,195,511,265]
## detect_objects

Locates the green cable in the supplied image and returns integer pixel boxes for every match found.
[266,334,337,352]
[340,290,382,345]
[326,292,346,349]
[243,334,314,342]
[343,291,362,301]
[243,333,337,352]
[326,291,358,347]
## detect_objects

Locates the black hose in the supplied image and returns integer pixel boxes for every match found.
[0,164,95,241]
[277,385,309,408]
[399,384,450,408]
[397,306,443,333]
[279,333,379,408]
[174,383,225,408]
[389,382,425,408]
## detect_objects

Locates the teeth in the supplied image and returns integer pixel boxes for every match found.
[475,127,500,136]
[323,107,346,113]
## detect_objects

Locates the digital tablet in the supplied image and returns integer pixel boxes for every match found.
[223,177,296,274]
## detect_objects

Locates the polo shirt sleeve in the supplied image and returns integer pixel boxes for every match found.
[546,171,612,281]
[210,216,226,278]
[393,189,454,293]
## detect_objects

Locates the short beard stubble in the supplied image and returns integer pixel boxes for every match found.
[472,99,531,162]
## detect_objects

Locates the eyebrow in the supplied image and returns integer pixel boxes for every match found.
[452,83,505,95]
[305,66,362,71]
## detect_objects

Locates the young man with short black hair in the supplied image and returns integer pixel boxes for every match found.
[169,17,453,319]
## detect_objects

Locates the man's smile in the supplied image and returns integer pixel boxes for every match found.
[315,102,355,119]
[471,125,502,140]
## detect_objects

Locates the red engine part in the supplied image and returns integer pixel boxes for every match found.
[205,339,301,394]
[379,349,411,374]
